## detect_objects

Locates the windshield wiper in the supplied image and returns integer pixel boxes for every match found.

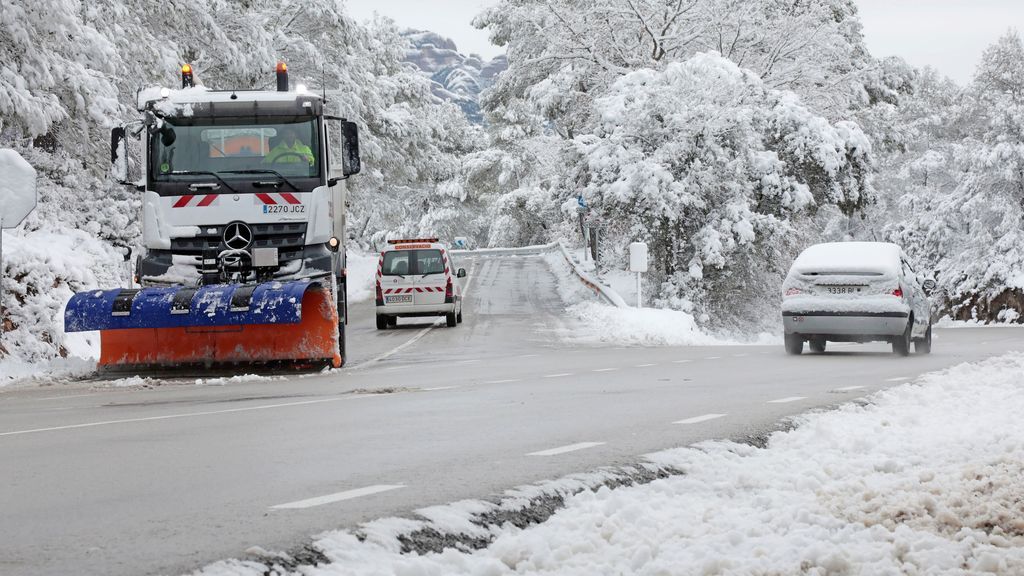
[219,169,301,191]
[167,171,239,194]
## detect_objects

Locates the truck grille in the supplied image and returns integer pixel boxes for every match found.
[170,223,307,274]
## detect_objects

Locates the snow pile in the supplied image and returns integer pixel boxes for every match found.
[346,249,379,304]
[1,228,124,384]
[197,353,1024,575]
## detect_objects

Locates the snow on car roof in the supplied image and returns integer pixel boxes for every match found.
[790,242,902,276]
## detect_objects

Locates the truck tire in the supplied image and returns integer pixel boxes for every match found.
[446,312,457,327]
[376,315,388,330]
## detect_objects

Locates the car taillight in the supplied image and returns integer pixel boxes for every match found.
[784,288,802,297]
[444,278,454,303]
[892,287,903,298]
[375,283,384,306]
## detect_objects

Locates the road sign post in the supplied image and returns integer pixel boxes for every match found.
[0,149,38,332]
[628,242,648,308]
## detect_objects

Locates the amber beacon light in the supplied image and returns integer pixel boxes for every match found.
[276,61,289,92]
[180,63,194,88]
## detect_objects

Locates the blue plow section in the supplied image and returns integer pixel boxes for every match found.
[64,280,320,332]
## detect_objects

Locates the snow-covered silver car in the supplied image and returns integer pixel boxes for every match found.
[781,242,935,356]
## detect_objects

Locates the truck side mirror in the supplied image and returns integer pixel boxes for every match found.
[110,126,130,185]
[342,120,361,177]
[457,268,467,278]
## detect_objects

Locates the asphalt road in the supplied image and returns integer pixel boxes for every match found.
[2,253,1023,576]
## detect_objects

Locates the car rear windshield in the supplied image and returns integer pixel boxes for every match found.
[382,249,445,276]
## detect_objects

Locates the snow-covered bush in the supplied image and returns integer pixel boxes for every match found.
[573,53,873,330]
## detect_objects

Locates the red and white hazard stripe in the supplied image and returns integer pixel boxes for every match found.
[255,192,303,206]
[382,287,445,294]
[172,194,218,208]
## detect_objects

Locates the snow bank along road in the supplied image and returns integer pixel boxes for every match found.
[1,254,1023,576]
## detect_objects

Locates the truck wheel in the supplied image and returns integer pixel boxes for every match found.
[376,315,388,330]
[446,312,457,327]
[784,334,803,355]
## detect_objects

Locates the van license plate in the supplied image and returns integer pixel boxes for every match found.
[386,295,412,304]
[826,286,862,294]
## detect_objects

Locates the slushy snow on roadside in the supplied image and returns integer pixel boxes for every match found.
[196,352,1024,576]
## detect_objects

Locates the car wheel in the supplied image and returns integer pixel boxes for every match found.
[376,315,387,330]
[892,320,912,357]
[809,339,826,353]
[915,324,932,355]
[446,312,457,327]
[784,334,803,355]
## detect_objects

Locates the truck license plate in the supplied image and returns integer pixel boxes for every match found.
[386,295,412,304]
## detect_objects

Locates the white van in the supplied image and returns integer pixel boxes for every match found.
[375,238,466,329]
[781,242,935,356]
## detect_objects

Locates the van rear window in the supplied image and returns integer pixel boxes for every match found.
[382,250,444,276]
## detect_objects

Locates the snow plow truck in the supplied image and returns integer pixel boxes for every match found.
[64,63,360,371]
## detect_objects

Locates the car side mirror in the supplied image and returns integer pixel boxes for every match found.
[457,268,467,278]
[922,278,937,295]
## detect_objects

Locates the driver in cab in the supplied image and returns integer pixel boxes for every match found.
[264,126,314,166]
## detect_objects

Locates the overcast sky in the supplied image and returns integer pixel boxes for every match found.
[345,0,1023,85]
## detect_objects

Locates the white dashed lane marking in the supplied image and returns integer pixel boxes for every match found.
[484,379,520,384]
[422,386,459,391]
[672,360,692,364]
[767,396,807,404]
[705,356,722,360]
[543,373,573,378]
[635,363,656,368]
[592,368,618,373]
[885,376,911,382]
[674,413,727,425]
[271,485,405,510]
[834,385,865,391]
[527,442,605,457]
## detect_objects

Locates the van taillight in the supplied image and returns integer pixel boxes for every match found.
[375,283,384,306]
[892,286,903,298]
[444,278,453,303]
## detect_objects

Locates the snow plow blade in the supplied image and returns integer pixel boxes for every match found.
[64,281,340,369]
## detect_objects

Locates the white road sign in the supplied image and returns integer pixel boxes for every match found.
[0,149,37,229]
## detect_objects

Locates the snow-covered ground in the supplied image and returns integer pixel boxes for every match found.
[198,352,1024,575]
[546,248,776,346]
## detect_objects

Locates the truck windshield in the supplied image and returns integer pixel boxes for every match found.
[152,116,320,181]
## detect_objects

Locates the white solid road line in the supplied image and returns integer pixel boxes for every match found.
[767,396,807,404]
[592,368,618,372]
[0,396,364,438]
[543,373,573,378]
[527,442,605,457]
[673,413,727,425]
[270,485,405,510]
[834,385,865,391]
[885,376,911,382]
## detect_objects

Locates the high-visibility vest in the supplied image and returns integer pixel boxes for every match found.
[265,141,314,165]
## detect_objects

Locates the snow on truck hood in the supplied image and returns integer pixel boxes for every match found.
[789,242,901,276]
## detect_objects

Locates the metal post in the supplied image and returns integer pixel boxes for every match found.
[636,271,642,309]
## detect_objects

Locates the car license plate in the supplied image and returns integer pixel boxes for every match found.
[386,294,412,304]
[826,285,862,295]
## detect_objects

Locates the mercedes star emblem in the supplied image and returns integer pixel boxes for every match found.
[223,222,253,250]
